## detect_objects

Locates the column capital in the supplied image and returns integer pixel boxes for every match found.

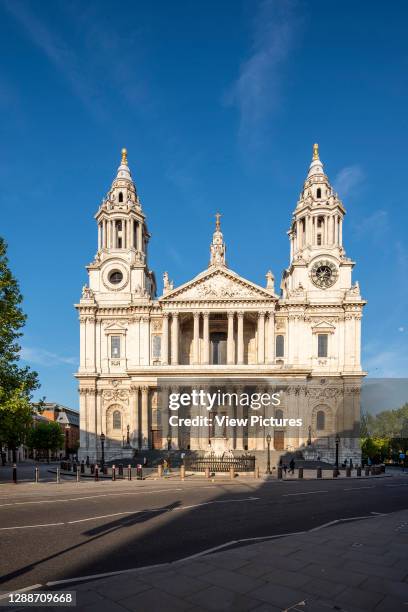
[162,312,170,319]
[202,311,210,319]
[193,311,200,320]
[258,311,266,319]
[171,311,179,319]
[227,310,235,318]
[237,310,244,319]
[141,385,149,394]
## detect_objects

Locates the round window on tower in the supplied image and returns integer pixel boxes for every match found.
[108,270,123,285]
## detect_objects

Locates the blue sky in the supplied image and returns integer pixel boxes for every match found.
[1,0,407,409]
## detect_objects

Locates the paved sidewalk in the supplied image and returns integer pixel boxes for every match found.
[26,509,408,611]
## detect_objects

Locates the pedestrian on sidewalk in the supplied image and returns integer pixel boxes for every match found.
[289,458,295,474]
[283,463,287,475]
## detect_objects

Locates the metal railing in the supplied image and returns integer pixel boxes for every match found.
[184,455,256,472]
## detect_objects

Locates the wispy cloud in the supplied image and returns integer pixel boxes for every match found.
[2,1,149,120]
[364,348,408,378]
[353,209,389,240]
[3,0,101,116]
[21,346,77,367]
[334,165,365,198]
[225,0,300,147]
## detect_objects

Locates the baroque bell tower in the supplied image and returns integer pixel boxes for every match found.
[87,148,156,302]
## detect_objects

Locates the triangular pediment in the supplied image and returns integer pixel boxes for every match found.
[311,320,336,333]
[160,267,276,302]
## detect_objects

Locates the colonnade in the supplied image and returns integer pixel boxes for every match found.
[161,310,276,365]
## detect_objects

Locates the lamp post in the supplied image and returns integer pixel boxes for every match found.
[335,434,340,474]
[266,434,272,475]
[65,424,71,460]
[100,432,105,472]
[167,435,172,451]
[126,424,130,446]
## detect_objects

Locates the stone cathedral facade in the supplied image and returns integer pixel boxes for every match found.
[76,145,366,464]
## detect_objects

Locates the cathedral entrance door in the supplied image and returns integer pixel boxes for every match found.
[274,430,285,451]
[151,429,162,449]
[210,332,227,365]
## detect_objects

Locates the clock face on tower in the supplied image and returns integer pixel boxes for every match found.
[310,260,338,289]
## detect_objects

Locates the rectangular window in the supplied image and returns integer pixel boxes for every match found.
[111,336,121,358]
[318,334,328,358]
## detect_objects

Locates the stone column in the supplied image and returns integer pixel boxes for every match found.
[235,386,244,450]
[130,385,139,448]
[171,312,179,365]
[257,312,265,364]
[162,313,169,365]
[160,386,170,449]
[193,312,200,364]
[141,386,149,449]
[267,311,275,364]
[339,218,343,245]
[138,222,143,253]
[237,311,244,365]
[227,311,235,365]
[203,312,210,364]
[170,386,179,449]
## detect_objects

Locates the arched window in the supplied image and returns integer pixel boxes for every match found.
[276,335,284,358]
[316,188,321,199]
[316,410,325,430]
[118,192,123,203]
[112,410,122,430]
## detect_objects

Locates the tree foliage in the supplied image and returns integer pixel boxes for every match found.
[361,403,408,463]
[27,421,65,455]
[0,237,39,453]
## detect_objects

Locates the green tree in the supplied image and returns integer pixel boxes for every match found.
[0,237,39,460]
[27,422,65,462]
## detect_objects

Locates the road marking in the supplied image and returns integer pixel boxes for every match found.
[282,490,329,497]
[0,584,43,601]
[385,483,408,487]
[0,488,184,508]
[0,522,64,531]
[0,497,260,530]
[343,486,375,491]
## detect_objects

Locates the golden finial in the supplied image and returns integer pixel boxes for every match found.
[215,212,221,231]
[121,148,128,164]
[313,143,319,160]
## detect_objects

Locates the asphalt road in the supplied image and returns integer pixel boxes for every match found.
[0,472,407,592]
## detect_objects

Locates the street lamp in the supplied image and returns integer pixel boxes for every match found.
[167,434,172,451]
[126,424,130,446]
[100,432,105,471]
[335,434,340,474]
[266,434,272,475]
[65,424,71,459]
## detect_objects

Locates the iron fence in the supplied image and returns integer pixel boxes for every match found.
[184,455,256,472]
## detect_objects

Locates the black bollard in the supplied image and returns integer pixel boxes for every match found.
[12,464,17,484]
[95,465,99,481]
[118,464,124,478]
[136,464,143,480]
[277,467,283,479]
[333,468,338,478]
[35,467,39,483]
[317,467,322,479]
[127,465,132,481]
[357,466,362,477]
[90,464,95,474]
[112,465,116,481]
[346,467,351,477]
[298,467,303,479]
[80,461,85,474]
[365,466,370,476]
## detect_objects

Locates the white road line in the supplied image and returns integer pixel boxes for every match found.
[385,483,408,487]
[0,522,64,531]
[0,584,43,601]
[282,490,329,497]
[0,488,184,508]
[343,486,375,491]
[0,497,260,530]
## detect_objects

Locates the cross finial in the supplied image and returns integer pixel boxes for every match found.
[215,212,221,231]
[121,148,128,164]
[313,143,319,160]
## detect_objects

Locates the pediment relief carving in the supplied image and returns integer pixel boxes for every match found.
[163,270,273,301]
